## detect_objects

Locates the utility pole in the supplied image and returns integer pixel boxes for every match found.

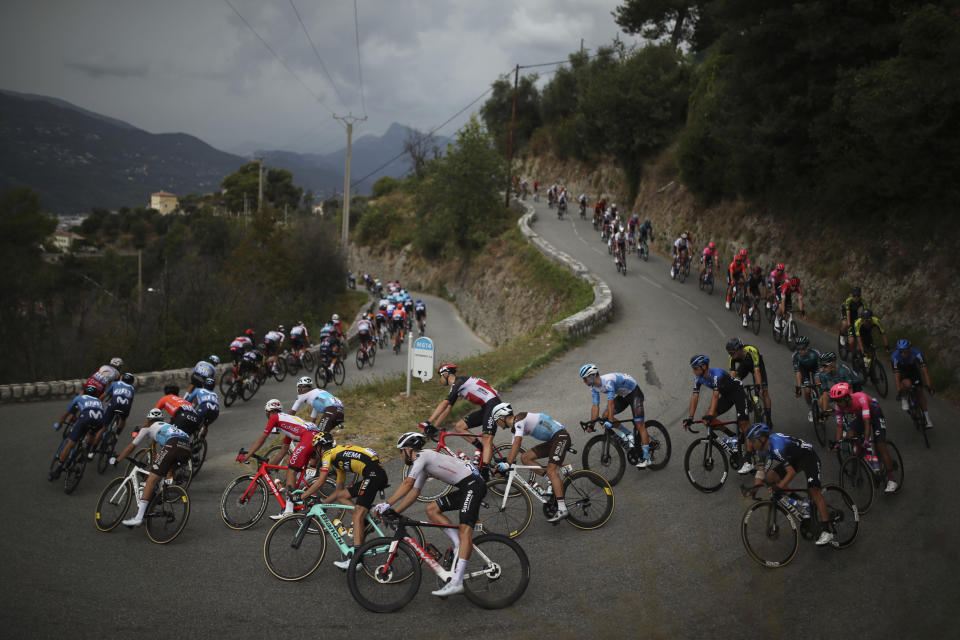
[505,64,519,207]
[257,157,264,212]
[334,113,367,250]
[137,249,142,315]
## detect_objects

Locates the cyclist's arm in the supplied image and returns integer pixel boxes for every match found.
[505,434,523,466]
[705,390,721,417]
[604,397,616,422]
[687,391,700,421]
[383,476,419,513]
[114,441,136,462]
[427,399,451,427]
[299,468,331,501]
[244,432,271,463]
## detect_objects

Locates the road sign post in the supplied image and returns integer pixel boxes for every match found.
[406,335,435,396]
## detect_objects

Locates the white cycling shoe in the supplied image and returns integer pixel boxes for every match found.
[737,462,755,475]
[635,458,652,469]
[815,531,835,546]
[885,480,898,493]
[333,557,361,571]
[546,509,569,523]
[269,511,293,520]
[122,515,144,527]
[431,581,465,597]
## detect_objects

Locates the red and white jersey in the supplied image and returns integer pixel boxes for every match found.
[265,330,284,343]
[446,376,499,407]
[264,412,318,442]
[231,336,252,350]
[357,319,372,333]
[780,280,802,299]
[407,449,473,490]
[92,364,120,386]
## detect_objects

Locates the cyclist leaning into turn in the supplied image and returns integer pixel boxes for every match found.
[815,352,863,422]
[828,382,898,493]
[683,354,754,473]
[792,336,822,423]
[726,338,773,426]
[579,363,653,468]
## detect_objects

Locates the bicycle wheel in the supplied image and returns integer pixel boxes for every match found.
[145,484,190,544]
[191,435,208,475]
[820,484,859,549]
[872,361,888,398]
[462,533,531,609]
[219,371,236,395]
[581,434,626,486]
[884,441,904,493]
[241,378,257,401]
[284,352,300,376]
[678,261,687,283]
[811,403,826,447]
[838,456,875,514]
[741,500,799,568]
[366,345,376,367]
[355,348,365,370]
[223,384,238,407]
[772,316,782,343]
[348,537,422,613]
[334,361,345,385]
[97,428,118,474]
[786,320,798,349]
[837,331,850,361]
[272,358,287,382]
[301,350,316,371]
[642,420,672,470]
[683,438,728,493]
[749,307,761,335]
[491,443,529,480]
[263,514,327,581]
[173,458,193,490]
[563,470,614,530]
[402,452,454,502]
[477,479,533,539]
[95,476,132,532]
[63,451,87,495]
[220,474,269,530]
[316,365,330,389]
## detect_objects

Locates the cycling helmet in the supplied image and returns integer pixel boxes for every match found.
[579,363,599,379]
[860,308,873,320]
[746,423,771,440]
[789,277,800,287]
[277,324,285,333]
[84,385,99,396]
[738,249,748,257]
[725,337,744,354]
[491,402,513,421]
[396,431,426,450]
[209,355,221,366]
[163,384,180,396]
[296,376,313,388]
[819,351,837,364]
[245,328,255,337]
[851,286,861,295]
[331,314,340,322]
[753,266,762,275]
[708,241,716,249]
[829,382,852,400]
[734,255,743,263]
[775,263,785,271]
[437,363,457,376]
[312,431,336,450]
[146,408,164,421]
[795,336,810,348]
[264,398,282,413]
[110,357,124,368]
[645,219,651,225]
[200,378,214,391]
[121,373,135,384]
[680,232,688,240]
[690,354,709,368]
[896,338,911,350]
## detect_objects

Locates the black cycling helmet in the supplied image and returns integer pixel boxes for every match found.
[795,336,811,348]
[84,385,99,396]
[725,337,744,354]
[819,351,837,364]
[860,309,873,320]
[121,373,135,384]
[203,378,216,391]
[850,286,861,295]
[163,384,180,396]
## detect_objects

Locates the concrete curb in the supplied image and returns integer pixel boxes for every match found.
[516,201,614,338]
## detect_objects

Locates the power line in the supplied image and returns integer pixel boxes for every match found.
[288,0,348,110]
[222,0,338,119]
[353,0,367,118]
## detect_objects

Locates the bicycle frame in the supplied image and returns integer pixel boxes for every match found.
[105,464,151,506]
[292,501,391,554]
[498,464,553,507]
[374,518,495,585]
[239,453,310,510]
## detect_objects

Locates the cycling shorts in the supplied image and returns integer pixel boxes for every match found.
[171,407,201,436]
[290,335,306,349]
[190,372,208,389]
[348,465,387,509]
[530,429,571,465]
[897,366,923,386]
[464,398,501,436]
[772,450,822,489]
[105,398,132,420]
[150,438,191,477]
[435,475,486,527]
[716,386,749,423]
[848,411,887,444]
[612,387,645,424]
[68,415,103,441]
[288,439,316,470]
[196,405,219,426]
[263,341,279,356]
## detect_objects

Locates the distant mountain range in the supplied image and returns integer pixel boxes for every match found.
[0,89,449,214]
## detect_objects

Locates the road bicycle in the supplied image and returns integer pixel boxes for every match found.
[416,316,426,336]
[741,292,762,335]
[221,367,259,407]
[798,380,827,447]
[772,309,800,348]
[220,448,334,529]
[265,352,287,382]
[579,201,586,219]
[95,458,191,544]
[347,512,530,612]
[557,199,566,219]
[401,427,525,503]
[903,385,931,448]
[49,435,92,495]
[729,283,745,313]
[836,434,903,515]
[638,238,650,261]
[671,253,691,282]
[315,355,345,388]
[739,481,859,568]
[699,265,714,295]
[127,442,194,490]
[614,246,627,276]
[263,499,424,582]
[851,347,889,398]
[837,326,855,362]
[95,412,123,474]
[742,383,767,426]
[393,326,405,355]
[682,418,746,493]
[578,418,671,486]
[57,412,76,441]
[355,340,376,369]
[480,463,614,538]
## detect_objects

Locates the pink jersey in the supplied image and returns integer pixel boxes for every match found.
[833,392,874,425]
[264,412,318,443]
[769,270,787,289]
[702,247,718,261]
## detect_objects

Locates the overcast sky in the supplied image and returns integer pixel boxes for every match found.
[0,0,639,155]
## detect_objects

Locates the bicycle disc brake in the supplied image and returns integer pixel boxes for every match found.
[541,496,558,519]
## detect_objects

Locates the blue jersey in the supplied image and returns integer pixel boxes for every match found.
[591,373,638,404]
[67,394,105,421]
[891,347,926,373]
[192,360,216,379]
[762,433,813,469]
[186,388,220,414]
[512,412,565,441]
[693,367,740,395]
[414,302,426,313]
[104,381,135,405]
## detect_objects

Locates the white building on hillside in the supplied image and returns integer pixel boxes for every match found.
[149,190,179,214]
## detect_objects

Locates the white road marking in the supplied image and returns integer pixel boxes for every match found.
[707,317,725,337]
[671,292,698,310]
[639,275,663,289]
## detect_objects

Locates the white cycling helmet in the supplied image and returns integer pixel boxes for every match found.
[579,363,599,379]
[332,314,340,322]
[209,355,221,365]
[264,398,282,413]
[296,376,313,388]
[397,432,426,450]
[491,402,513,421]
[110,357,124,368]
[146,408,164,421]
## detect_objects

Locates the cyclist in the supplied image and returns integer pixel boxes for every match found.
[726,338,773,426]
[112,408,191,527]
[725,254,747,310]
[683,354,754,473]
[229,331,254,364]
[289,321,310,358]
[578,363,653,468]
[153,384,202,436]
[91,372,137,454]
[853,309,890,361]
[839,287,865,346]
[291,376,345,430]
[263,325,285,370]
[49,385,104,479]
[745,423,836,546]
[699,241,718,284]
[637,218,653,248]
[742,266,767,327]
[767,263,788,311]
[828,382,898,493]
[316,334,338,379]
[391,304,407,349]
[187,355,219,393]
[414,299,427,334]
[83,357,124,398]
[792,336,822,423]
[374,431,486,598]
[492,402,572,522]
[421,363,501,475]
[816,352,863,420]
[238,398,320,519]
[578,193,588,217]
[613,225,627,270]
[402,297,415,332]
[185,377,220,436]
[297,431,386,570]
[331,314,344,343]
[775,276,805,331]
[239,347,263,383]
[356,314,374,361]
[671,232,692,278]
[891,339,934,427]
[736,248,751,271]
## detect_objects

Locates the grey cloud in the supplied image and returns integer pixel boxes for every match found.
[65,60,150,79]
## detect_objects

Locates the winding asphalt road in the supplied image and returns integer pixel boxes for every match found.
[4,208,957,638]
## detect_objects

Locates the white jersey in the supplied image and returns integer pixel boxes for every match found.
[674,237,692,252]
[512,412,565,442]
[290,324,306,337]
[408,449,473,490]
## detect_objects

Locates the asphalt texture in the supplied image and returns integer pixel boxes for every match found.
[5,208,958,638]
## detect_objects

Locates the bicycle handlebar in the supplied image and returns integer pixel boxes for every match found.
[237,448,268,465]
[684,417,738,435]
